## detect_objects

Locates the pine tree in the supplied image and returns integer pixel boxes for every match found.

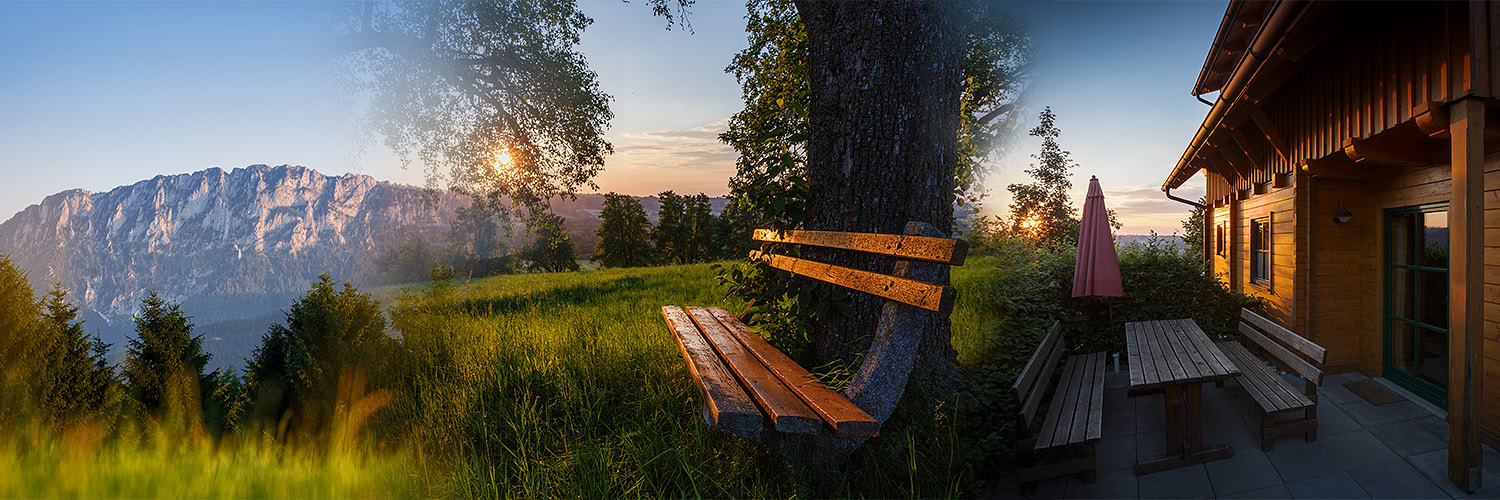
[592,193,655,268]
[684,193,717,262]
[36,283,118,426]
[0,253,43,422]
[652,191,690,264]
[122,290,212,418]
[245,274,388,434]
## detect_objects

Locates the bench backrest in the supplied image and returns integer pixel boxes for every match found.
[750,225,968,314]
[1238,308,1327,385]
[1011,321,1065,431]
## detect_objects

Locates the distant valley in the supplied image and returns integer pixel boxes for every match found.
[0,164,722,370]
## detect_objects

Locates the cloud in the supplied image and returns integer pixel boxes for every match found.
[595,119,738,195]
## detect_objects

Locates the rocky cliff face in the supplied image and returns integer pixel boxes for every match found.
[0,164,465,332]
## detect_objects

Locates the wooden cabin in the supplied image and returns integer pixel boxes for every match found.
[1161,1,1498,489]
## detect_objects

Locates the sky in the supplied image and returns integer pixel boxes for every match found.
[0,0,1222,235]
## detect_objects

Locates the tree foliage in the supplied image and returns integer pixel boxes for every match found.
[1181,196,1207,264]
[652,191,691,264]
[522,212,580,273]
[446,200,504,259]
[0,253,44,418]
[592,193,655,268]
[245,275,391,435]
[35,284,119,427]
[684,193,718,261]
[336,0,613,220]
[122,291,213,420]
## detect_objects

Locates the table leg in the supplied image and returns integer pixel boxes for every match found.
[1134,383,1235,476]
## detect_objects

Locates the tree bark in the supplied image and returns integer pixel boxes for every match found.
[794,1,963,392]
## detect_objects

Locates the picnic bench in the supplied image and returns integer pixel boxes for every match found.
[1012,320,1108,487]
[1215,308,1327,450]
[662,222,966,456]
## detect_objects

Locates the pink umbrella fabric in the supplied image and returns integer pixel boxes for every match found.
[1073,176,1123,298]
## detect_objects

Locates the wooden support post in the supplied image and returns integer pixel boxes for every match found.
[1448,96,1484,493]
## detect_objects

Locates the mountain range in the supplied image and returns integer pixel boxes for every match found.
[0,164,722,370]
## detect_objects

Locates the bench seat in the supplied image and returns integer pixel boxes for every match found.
[663,305,879,438]
[1033,352,1107,451]
[1217,341,1314,413]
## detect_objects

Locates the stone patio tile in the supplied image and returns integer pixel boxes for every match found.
[1204,415,1260,451]
[1137,430,1165,458]
[1388,400,1436,420]
[1103,408,1135,437]
[1266,438,1343,483]
[1096,434,1136,474]
[1138,464,1215,499]
[1205,449,1284,496]
[1106,387,1130,409]
[1482,444,1500,478]
[1063,469,1137,499]
[1321,383,1362,406]
[1408,449,1500,499]
[1137,403,1166,433]
[1458,485,1500,499]
[1318,404,1363,436]
[1106,370,1131,390]
[1369,419,1446,457]
[1222,484,1292,499]
[1346,460,1449,499]
[1343,400,1408,428]
[1206,397,1244,423]
[1320,429,1402,470]
[1418,416,1451,441]
[1135,391,1164,412]
[1003,476,1066,500]
[1324,372,1369,386]
[1285,471,1371,499]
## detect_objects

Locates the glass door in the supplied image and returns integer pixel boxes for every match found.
[1383,205,1449,407]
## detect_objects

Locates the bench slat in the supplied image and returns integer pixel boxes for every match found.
[1238,322,1323,386]
[1084,352,1106,442]
[1218,341,1292,412]
[687,307,823,434]
[1066,352,1101,444]
[1037,355,1082,449]
[1013,322,1063,402]
[662,306,763,436]
[1020,325,1066,428]
[749,251,953,313]
[752,229,968,265]
[1241,309,1328,364]
[1125,322,1144,387]
[1220,341,1312,412]
[1182,319,1237,376]
[704,307,879,437]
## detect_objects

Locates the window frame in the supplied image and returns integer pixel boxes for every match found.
[1215,222,1226,257]
[1250,215,1272,287]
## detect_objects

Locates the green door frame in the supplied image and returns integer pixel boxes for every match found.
[1381,203,1450,408]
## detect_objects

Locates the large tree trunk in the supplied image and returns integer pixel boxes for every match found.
[794,1,963,393]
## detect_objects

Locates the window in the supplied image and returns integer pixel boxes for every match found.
[1250,216,1271,285]
[1215,223,1226,257]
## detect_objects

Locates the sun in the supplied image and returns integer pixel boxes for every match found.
[494,150,513,169]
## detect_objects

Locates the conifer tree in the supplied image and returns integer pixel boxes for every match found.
[592,193,655,268]
[0,253,43,422]
[652,191,691,264]
[122,291,212,418]
[36,284,118,426]
[684,193,717,262]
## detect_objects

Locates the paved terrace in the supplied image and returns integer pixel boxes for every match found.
[992,370,1500,499]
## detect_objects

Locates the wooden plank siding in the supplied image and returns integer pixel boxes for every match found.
[1235,184,1297,329]
[1206,3,1473,206]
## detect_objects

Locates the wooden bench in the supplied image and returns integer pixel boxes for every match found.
[662,222,965,450]
[1215,308,1327,451]
[1012,320,1107,487]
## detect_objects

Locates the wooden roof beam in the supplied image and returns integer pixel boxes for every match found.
[1247,106,1291,163]
[1205,147,1248,183]
[1211,138,1260,179]
[1413,101,1500,140]
[1341,136,1442,167]
[1299,157,1366,180]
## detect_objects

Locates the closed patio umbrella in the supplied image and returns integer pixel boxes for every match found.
[1073,176,1123,338]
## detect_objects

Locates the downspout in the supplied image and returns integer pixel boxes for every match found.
[1165,188,1210,273]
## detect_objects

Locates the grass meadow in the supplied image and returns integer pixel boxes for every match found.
[1,258,1003,498]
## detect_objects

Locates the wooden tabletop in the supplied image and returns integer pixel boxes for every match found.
[1125,319,1239,391]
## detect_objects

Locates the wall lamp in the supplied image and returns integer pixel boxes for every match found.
[1333,199,1354,225]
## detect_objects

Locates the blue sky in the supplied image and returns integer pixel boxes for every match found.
[0,0,1222,235]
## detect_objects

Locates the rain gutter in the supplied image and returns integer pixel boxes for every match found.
[1163,0,1309,191]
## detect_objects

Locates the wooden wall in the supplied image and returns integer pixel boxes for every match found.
[1305,179,1367,370]
[1234,183,1297,328]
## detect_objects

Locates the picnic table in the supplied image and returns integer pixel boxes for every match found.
[1125,319,1240,475]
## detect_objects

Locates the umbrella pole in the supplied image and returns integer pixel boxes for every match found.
[1108,297,1116,337]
